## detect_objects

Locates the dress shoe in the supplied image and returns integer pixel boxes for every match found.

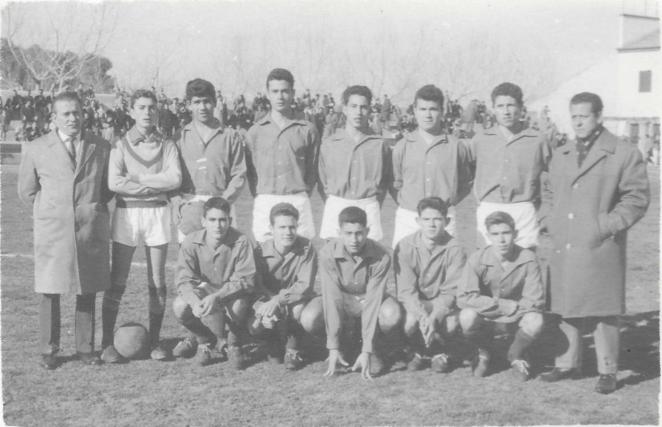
[595,374,618,394]
[407,352,428,371]
[539,367,580,382]
[40,354,59,370]
[78,352,102,365]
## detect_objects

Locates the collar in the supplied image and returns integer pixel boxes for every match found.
[482,124,538,139]
[562,126,615,155]
[412,230,458,251]
[329,128,379,143]
[332,238,381,261]
[261,236,306,258]
[257,112,307,127]
[480,245,534,267]
[126,126,152,145]
[181,119,223,134]
[576,125,603,148]
[57,129,80,143]
[191,228,238,249]
[404,130,449,145]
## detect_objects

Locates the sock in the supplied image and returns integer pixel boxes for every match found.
[508,329,536,362]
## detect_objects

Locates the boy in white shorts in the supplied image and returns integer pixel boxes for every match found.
[102,89,182,363]
[318,85,391,242]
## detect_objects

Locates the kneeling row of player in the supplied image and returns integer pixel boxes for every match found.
[104,196,543,381]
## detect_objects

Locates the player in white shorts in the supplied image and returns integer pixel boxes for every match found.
[318,85,391,242]
[102,89,182,363]
[245,68,320,243]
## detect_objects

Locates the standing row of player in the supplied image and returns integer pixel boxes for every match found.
[18,67,649,396]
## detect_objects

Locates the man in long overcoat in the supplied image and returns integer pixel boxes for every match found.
[540,92,649,394]
[18,92,113,369]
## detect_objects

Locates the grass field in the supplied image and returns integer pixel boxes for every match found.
[1,150,659,426]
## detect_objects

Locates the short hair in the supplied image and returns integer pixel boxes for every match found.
[51,91,82,111]
[570,92,603,115]
[202,197,231,217]
[414,84,444,109]
[269,202,299,225]
[130,89,157,109]
[484,211,516,232]
[491,82,523,106]
[186,78,216,102]
[342,85,372,105]
[416,197,448,217]
[266,68,294,89]
[338,206,367,227]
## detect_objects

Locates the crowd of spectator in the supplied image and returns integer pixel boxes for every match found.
[1,85,561,148]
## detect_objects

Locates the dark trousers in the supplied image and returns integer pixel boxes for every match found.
[40,293,96,355]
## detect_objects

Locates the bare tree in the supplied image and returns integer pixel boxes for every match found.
[2,2,118,92]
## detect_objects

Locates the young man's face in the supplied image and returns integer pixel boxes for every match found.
[188,96,216,124]
[416,207,447,240]
[493,95,522,129]
[339,222,369,255]
[130,97,157,131]
[414,99,443,133]
[266,79,294,114]
[570,102,601,139]
[343,94,371,130]
[487,222,517,258]
[202,208,232,241]
[52,99,82,137]
[270,215,298,249]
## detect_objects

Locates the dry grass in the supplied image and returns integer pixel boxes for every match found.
[1,153,659,426]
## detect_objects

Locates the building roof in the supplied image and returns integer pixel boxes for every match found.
[618,29,661,51]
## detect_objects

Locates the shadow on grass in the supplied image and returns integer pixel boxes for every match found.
[531,310,660,384]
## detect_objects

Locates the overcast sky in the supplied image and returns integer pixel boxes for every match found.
[3,0,658,102]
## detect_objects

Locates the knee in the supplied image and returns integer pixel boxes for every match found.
[459,308,480,333]
[520,312,544,337]
[172,296,189,320]
[299,296,325,335]
[444,311,460,335]
[290,302,305,321]
[378,297,403,334]
[229,298,249,321]
[403,311,419,337]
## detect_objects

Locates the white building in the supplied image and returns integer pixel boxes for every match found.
[529,12,660,142]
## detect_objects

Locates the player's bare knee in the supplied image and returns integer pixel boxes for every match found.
[299,296,324,335]
[230,298,249,321]
[520,312,544,336]
[459,308,480,332]
[378,297,403,333]
[290,301,306,322]
[172,295,189,320]
[444,311,460,335]
[403,311,419,336]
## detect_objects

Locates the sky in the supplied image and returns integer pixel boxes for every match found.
[2,0,658,103]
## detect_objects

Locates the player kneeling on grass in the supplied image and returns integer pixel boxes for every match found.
[457,211,545,381]
[171,197,256,369]
[394,197,466,373]
[320,206,402,380]
[250,202,323,370]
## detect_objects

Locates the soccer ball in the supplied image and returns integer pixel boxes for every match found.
[113,322,149,359]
